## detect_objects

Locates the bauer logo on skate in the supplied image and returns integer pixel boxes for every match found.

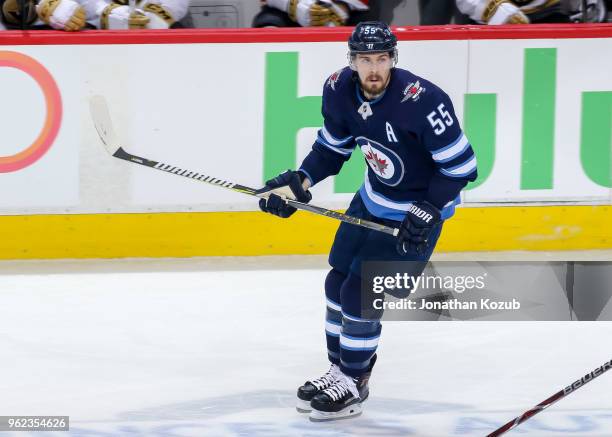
[357,137,404,186]
[0,51,62,173]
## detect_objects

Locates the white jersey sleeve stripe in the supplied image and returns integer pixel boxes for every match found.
[440,156,477,177]
[316,134,354,156]
[321,126,353,146]
[431,134,470,163]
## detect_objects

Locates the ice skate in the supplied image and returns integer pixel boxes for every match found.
[296,363,341,412]
[309,365,373,422]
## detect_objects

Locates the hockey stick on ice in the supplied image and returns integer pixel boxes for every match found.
[89,96,399,237]
[487,358,612,436]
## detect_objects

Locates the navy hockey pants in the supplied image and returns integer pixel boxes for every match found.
[324,192,442,377]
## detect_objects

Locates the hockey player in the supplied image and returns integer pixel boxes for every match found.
[259,22,478,421]
[260,0,369,27]
[456,0,569,24]
[81,0,188,28]
[1,0,87,31]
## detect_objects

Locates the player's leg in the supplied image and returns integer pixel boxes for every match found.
[296,194,369,412]
[296,268,346,412]
[309,194,380,420]
[310,193,443,420]
[309,271,380,421]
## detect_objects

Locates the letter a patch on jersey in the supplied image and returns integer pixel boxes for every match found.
[386,122,398,143]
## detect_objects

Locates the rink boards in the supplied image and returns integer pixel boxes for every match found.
[0,205,610,258]
[0,26,611,258]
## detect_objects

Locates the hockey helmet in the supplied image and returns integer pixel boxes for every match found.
[348,21,398,68]
[349,22,397,53]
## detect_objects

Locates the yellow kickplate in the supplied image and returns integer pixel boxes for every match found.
[0,205,609,259]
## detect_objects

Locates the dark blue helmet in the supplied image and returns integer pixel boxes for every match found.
[348,21,397,54]
[348,21,398,70]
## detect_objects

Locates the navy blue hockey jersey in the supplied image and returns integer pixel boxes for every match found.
[299,66,478,222]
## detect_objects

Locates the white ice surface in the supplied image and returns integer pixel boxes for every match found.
[0,256,611,437]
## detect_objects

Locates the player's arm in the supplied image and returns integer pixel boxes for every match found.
[140,0,189,28]
[84,0,185,29]
[298,124,354,187]
[36,0,87,31]
[397,92,478,255]
[260,79,354,218]
[455,0,529,24]
[82,0,149,28]
[264,0,350,26]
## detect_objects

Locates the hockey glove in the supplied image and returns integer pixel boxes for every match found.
[396,201,441,256]
[266,0,348,26]
[258,170,312,218]
[37,0,87,31]
[99,3,150,29]
[483,0,529,24]
[142,3,176,28]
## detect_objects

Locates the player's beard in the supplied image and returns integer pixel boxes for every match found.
[360,72,391,99]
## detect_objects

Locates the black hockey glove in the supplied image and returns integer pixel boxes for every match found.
[396,201,441,256]
[258,170,312,218]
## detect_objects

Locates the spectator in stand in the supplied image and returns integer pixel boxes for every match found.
[1,0,92,30]
[456,0,608,24]
[253,0,372,27]
[82,0,190,29]
[0,0,189,30]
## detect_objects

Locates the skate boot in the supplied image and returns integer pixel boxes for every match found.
[296,363,341,412]
[309,355,376,421]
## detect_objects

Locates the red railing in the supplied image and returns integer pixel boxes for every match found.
[0,23,611,45]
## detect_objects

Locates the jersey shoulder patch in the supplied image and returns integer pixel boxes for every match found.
[326,67,351,91]
[400,79,426,103]
[392,69,427,104]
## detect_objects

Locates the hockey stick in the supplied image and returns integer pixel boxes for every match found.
[88,96,399,237]
[487,358,612,436]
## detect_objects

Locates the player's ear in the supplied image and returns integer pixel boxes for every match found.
[347,52,357,71]
[390,49,398,67]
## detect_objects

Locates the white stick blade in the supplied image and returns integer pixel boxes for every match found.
[89,95,121,155]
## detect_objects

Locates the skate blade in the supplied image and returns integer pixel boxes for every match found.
[296,398,312,413]
[309,403,362,422]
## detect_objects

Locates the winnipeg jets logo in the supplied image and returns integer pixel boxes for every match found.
[357,137,405,186]
[364,149,388,175]
[401,81,425,103]
[327,69,343,91]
